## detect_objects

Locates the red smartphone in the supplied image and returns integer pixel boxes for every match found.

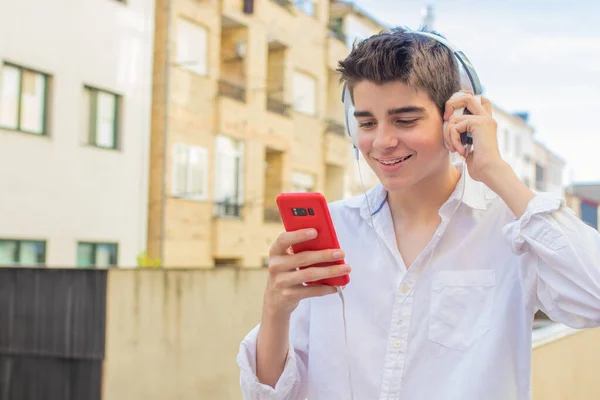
[276,192,349,287]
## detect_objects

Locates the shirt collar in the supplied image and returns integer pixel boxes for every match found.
[344,162,493,220]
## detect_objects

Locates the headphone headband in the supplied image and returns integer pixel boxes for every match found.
[342,30,482,148]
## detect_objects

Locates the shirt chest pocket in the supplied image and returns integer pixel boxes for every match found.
[428,270,496,351]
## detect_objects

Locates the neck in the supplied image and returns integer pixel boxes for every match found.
[387,160,461,226]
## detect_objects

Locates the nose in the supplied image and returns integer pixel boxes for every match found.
[372,122,399,151]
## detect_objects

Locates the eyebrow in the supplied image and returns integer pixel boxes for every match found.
[353,106,427,118]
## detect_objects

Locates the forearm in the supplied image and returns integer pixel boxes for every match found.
[482,161,535,219]
[256,309,291,388]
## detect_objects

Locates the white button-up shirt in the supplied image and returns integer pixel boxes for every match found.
[237,164,600,400]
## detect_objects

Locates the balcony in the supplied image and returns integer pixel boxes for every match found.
[270,0,293,12]
[326,119,346,136]
[329,26,347,44]
[263,206,282,223]
[213,200,244,218]
[218,80,246,102]
[266,97,291,117]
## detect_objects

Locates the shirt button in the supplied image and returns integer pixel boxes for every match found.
[401,284,409,294]
[393,340,401,348]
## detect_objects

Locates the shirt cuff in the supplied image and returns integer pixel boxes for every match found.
[237,324,301,400]
[501,192,566,254]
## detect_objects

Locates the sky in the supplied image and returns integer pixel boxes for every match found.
[351,0,600,183]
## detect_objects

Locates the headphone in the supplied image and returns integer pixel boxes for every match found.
[341,30,483,160]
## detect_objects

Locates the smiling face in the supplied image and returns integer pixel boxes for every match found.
[353,80,450,192]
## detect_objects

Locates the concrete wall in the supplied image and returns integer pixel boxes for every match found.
[532,328,600,400]
[0,0,154,266]
[102,269,600,400]
[102,268,268,400]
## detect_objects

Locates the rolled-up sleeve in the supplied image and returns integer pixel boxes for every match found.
[502,192,600,328]
[237,299,311,400]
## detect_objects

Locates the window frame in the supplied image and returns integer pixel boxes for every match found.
[76,241,119,268]
[0,238,47,266]
[0,63,50,136]
[214,135,244,218]
[84,85,121,150]
[171,142,209,201]
[292,70,317,116]
[175,18,209,76]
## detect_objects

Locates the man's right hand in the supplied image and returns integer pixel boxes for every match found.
[263,228,351,320]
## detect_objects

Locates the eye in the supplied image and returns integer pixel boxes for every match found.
[358,121,376,129]
[396,119,418,127]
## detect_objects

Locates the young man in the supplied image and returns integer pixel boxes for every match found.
[237,28,600,400]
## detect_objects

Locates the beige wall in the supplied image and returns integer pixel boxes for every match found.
[102,268,268,400]
[103,269,600,400]
[532,328,600,400]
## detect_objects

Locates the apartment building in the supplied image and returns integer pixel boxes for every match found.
[147,0,356,267]
[0,0,155,267]
[566,183,600,230]
[534,140,565,196]
[495,110,536,189]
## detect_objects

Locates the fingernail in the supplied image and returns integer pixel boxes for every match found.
[332,250,343,259]
[306,229,317,237]
[340,264,351,272]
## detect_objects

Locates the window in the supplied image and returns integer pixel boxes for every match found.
[0,64,49,135]
[292,171,315,192]
[295,0,314,16]
[176,18,208,75]
[292,71,317,116]
[581,202,598,230]
[535,163,545,191]
[85,87,120,149]
[172,143,208,200]
[0,239,46,266]
[214,135,244,217]
[514,135,521,157]
[77,242,118,267]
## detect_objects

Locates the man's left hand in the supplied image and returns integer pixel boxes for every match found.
[443,91,508,184]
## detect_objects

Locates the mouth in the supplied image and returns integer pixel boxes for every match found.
[374,155,413,165]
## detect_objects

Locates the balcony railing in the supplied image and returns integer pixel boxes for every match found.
[218,80,246,102]
[328,26,347,44]
[270,0,293,12]
[326,119,346,136]
[214,200,244,218]
[264,206,282,223]
[266,97,291,117]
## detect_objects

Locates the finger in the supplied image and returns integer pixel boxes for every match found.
[449,126,465,157]
[444,93,486,120]
[293,263,351,286]
[269,248,345,275]
[292,248,345,268]
[448,120,472,157]
[443,120,457,153]
[269,229,317,257]
[459,89,474,95]
[295,284,338,300]
[480,96,492,115]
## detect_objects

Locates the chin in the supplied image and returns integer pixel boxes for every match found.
[377,174,418,192]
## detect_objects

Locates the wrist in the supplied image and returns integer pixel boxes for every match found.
[262,298,292,326]
[480,160,513,189]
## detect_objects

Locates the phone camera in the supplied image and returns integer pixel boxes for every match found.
[292,207,308,216]
[308,208,314,216]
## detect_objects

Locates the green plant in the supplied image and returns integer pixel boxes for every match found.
[137,252,162,268]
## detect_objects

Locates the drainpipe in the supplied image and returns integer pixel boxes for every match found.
[160,0,172,262]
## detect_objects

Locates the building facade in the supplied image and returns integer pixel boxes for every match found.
[147,0,355,267]
[0,0,155,267]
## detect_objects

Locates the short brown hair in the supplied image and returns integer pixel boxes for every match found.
[337,27,460,116]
